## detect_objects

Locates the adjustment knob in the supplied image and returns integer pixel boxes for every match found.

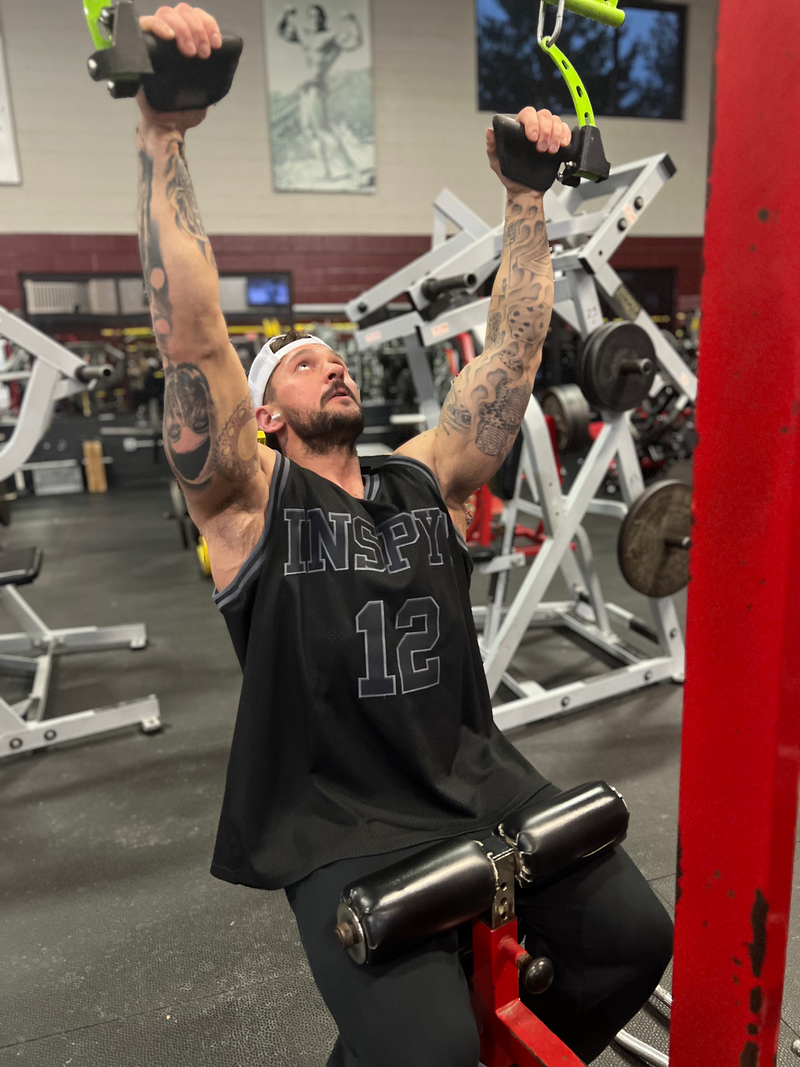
[519,954,555,995]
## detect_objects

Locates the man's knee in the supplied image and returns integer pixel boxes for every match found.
[641,895,673,980]
[609,877,673,985]
[410,1019,480,1067]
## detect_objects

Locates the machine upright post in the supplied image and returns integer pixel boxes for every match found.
[669,1,800,1063]
[471,918,585,1067]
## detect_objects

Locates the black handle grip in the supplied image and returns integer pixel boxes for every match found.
[492,115,610,191]
[87,0,242,112]
[141,34,243,112]
[492,115,578,192]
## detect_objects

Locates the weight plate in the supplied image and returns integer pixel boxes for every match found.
[542,384,591,452]
[618,480,693,598]
[581,322,657,412]
[577,321,616,409]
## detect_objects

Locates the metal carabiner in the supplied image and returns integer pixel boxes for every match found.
[537,0,567,48]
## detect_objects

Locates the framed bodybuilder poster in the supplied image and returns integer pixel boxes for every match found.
[263,0,376,193]
[0,34,20,184]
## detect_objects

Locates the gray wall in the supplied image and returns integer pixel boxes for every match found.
[0,0,716,236]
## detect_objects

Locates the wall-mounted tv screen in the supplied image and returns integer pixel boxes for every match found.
[247,274,292,309]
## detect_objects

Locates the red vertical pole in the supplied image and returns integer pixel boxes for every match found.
[669,1,800,1064]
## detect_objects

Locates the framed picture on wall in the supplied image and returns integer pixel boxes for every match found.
[0,33,20,184]
[263,0,376,193]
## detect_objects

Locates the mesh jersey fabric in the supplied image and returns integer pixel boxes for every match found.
[210,453,548,890]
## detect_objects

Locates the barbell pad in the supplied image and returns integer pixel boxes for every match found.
[339,837,497,966]
[492,115,579,193]
[499,781,629,884]
[141,34,243,113]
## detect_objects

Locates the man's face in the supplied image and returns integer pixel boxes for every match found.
[269,344,364,455]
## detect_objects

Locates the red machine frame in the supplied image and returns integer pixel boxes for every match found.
[669,0,800,1063]
[471,916,585,1067]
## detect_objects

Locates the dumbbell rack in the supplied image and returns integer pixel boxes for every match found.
[346,152,698,731]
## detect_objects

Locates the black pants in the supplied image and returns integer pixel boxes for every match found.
[286,802,673,1066]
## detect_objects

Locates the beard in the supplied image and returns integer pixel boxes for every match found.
[282,395,365,456]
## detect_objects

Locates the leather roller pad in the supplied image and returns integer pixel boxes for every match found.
[500,781,629,883]
[340,837,497,966]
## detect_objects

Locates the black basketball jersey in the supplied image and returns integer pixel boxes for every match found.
[210,453,548,890]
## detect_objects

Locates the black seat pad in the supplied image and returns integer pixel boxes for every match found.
[468,545,496,563]
[0,547,43,586]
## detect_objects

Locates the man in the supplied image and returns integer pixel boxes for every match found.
[137,8,673,1065]
[277,4,363,182]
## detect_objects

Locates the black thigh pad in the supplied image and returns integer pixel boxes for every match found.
[499,781,629,885]
[339,837,497,966]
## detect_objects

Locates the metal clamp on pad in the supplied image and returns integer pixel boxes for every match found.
[499,781,630,884]
[492,116,610,192]
[86,0,243,111]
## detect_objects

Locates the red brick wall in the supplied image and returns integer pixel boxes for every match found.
[610,236,705,307]
[0,233,703,314]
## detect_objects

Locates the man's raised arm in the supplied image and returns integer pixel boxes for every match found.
[336,13,363,51]
[137,4,268,529]
[397,108,571,515]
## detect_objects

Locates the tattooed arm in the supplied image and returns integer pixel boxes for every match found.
[396,107,571,527]
[137,6,269,586]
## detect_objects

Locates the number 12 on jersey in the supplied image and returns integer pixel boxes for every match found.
[356,597,441,697]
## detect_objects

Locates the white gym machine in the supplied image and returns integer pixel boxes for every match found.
[0,309,161,761]
[346,151,698,733]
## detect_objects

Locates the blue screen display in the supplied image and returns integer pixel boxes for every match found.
[247,276,292,308]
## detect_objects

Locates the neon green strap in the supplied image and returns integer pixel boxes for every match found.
[539,36,595,126]
[83,0,111,50]
[541,0,625,29]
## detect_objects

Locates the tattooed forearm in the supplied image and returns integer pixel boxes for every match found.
[138,140,173,345]
[485,192,553,359]
[164,363,258,492]
[164,137,215,265]
[137,125,224,363]
[430,189,553,489]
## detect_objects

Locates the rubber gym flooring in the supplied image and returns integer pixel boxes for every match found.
[0,484,797,1066]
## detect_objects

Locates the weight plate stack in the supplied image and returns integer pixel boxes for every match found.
[617,480,693,598]
[541,384,592,453]
[579,322,657,412]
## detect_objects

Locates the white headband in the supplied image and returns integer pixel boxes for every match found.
[247,335,330,410]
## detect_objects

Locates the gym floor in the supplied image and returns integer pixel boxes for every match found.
[0,485,797,1066]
